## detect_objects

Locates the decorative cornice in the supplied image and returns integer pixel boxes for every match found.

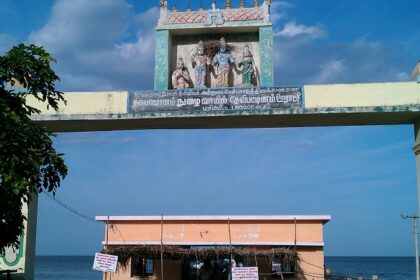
[164,7,265,26]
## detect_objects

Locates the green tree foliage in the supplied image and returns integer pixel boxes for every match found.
[0,44,68,254]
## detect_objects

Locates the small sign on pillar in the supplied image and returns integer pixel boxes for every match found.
[232,267,259,280]
[92,253,118,273]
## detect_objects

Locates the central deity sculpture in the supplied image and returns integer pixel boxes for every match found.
[212,37,235,87]
[191,41,210,88]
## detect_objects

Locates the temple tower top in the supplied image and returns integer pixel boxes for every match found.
[157,0,272,30]
[154,0,274,90]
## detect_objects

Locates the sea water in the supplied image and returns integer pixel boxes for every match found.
[34,256,417,280]
[325,257,416,280]
[35,256,101,279]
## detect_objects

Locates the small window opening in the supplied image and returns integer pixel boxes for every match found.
[131,257,154,277]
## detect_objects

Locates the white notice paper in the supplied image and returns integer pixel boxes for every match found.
[92,253,118,273]
[232,267,259,280]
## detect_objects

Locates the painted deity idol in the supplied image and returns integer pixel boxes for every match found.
[239,46,256,86]
[191,41,210,88]
[212,37,235,87]
[171,58,191,89]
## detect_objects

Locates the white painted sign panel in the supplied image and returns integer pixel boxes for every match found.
[92,253,118,273]
[232,267,259,280]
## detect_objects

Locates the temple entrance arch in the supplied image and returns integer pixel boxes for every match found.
[2,0,419,278]
[24,81,419,280]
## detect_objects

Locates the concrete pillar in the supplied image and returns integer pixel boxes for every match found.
[154,30,170,90]
[413,119,420,280]
[0,195,38,280]
[413,119,420,215]
[23,195,39,280]
[259,26,274,87]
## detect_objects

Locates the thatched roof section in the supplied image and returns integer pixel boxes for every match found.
[105,245,299,267]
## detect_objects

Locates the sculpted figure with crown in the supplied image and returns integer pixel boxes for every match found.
[191,41,211,88]
[212,37,235,87]
[239,45,256,86]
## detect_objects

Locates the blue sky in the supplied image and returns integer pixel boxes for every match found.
[1,0,419,256]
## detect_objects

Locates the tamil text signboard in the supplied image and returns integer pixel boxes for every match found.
[232,267,259,280]
[92,253,118,273]
[129,87,303,114]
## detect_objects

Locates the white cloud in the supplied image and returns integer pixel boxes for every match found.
[133,6,160,29]
[315,59,346,83]
[28,0,158,91]
[397,72,410,81]
[274,35,413,85]
[275,22,326,38]
[0,33,16,54]
[23,0,414,91]
[270,1,293,23]
[29,0,130,53]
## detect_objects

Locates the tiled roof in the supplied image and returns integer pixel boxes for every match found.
[223,8,264,21]
[166,8,264,25]
[167,10,207,24]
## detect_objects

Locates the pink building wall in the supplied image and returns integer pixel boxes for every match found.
[96,215,330,280]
